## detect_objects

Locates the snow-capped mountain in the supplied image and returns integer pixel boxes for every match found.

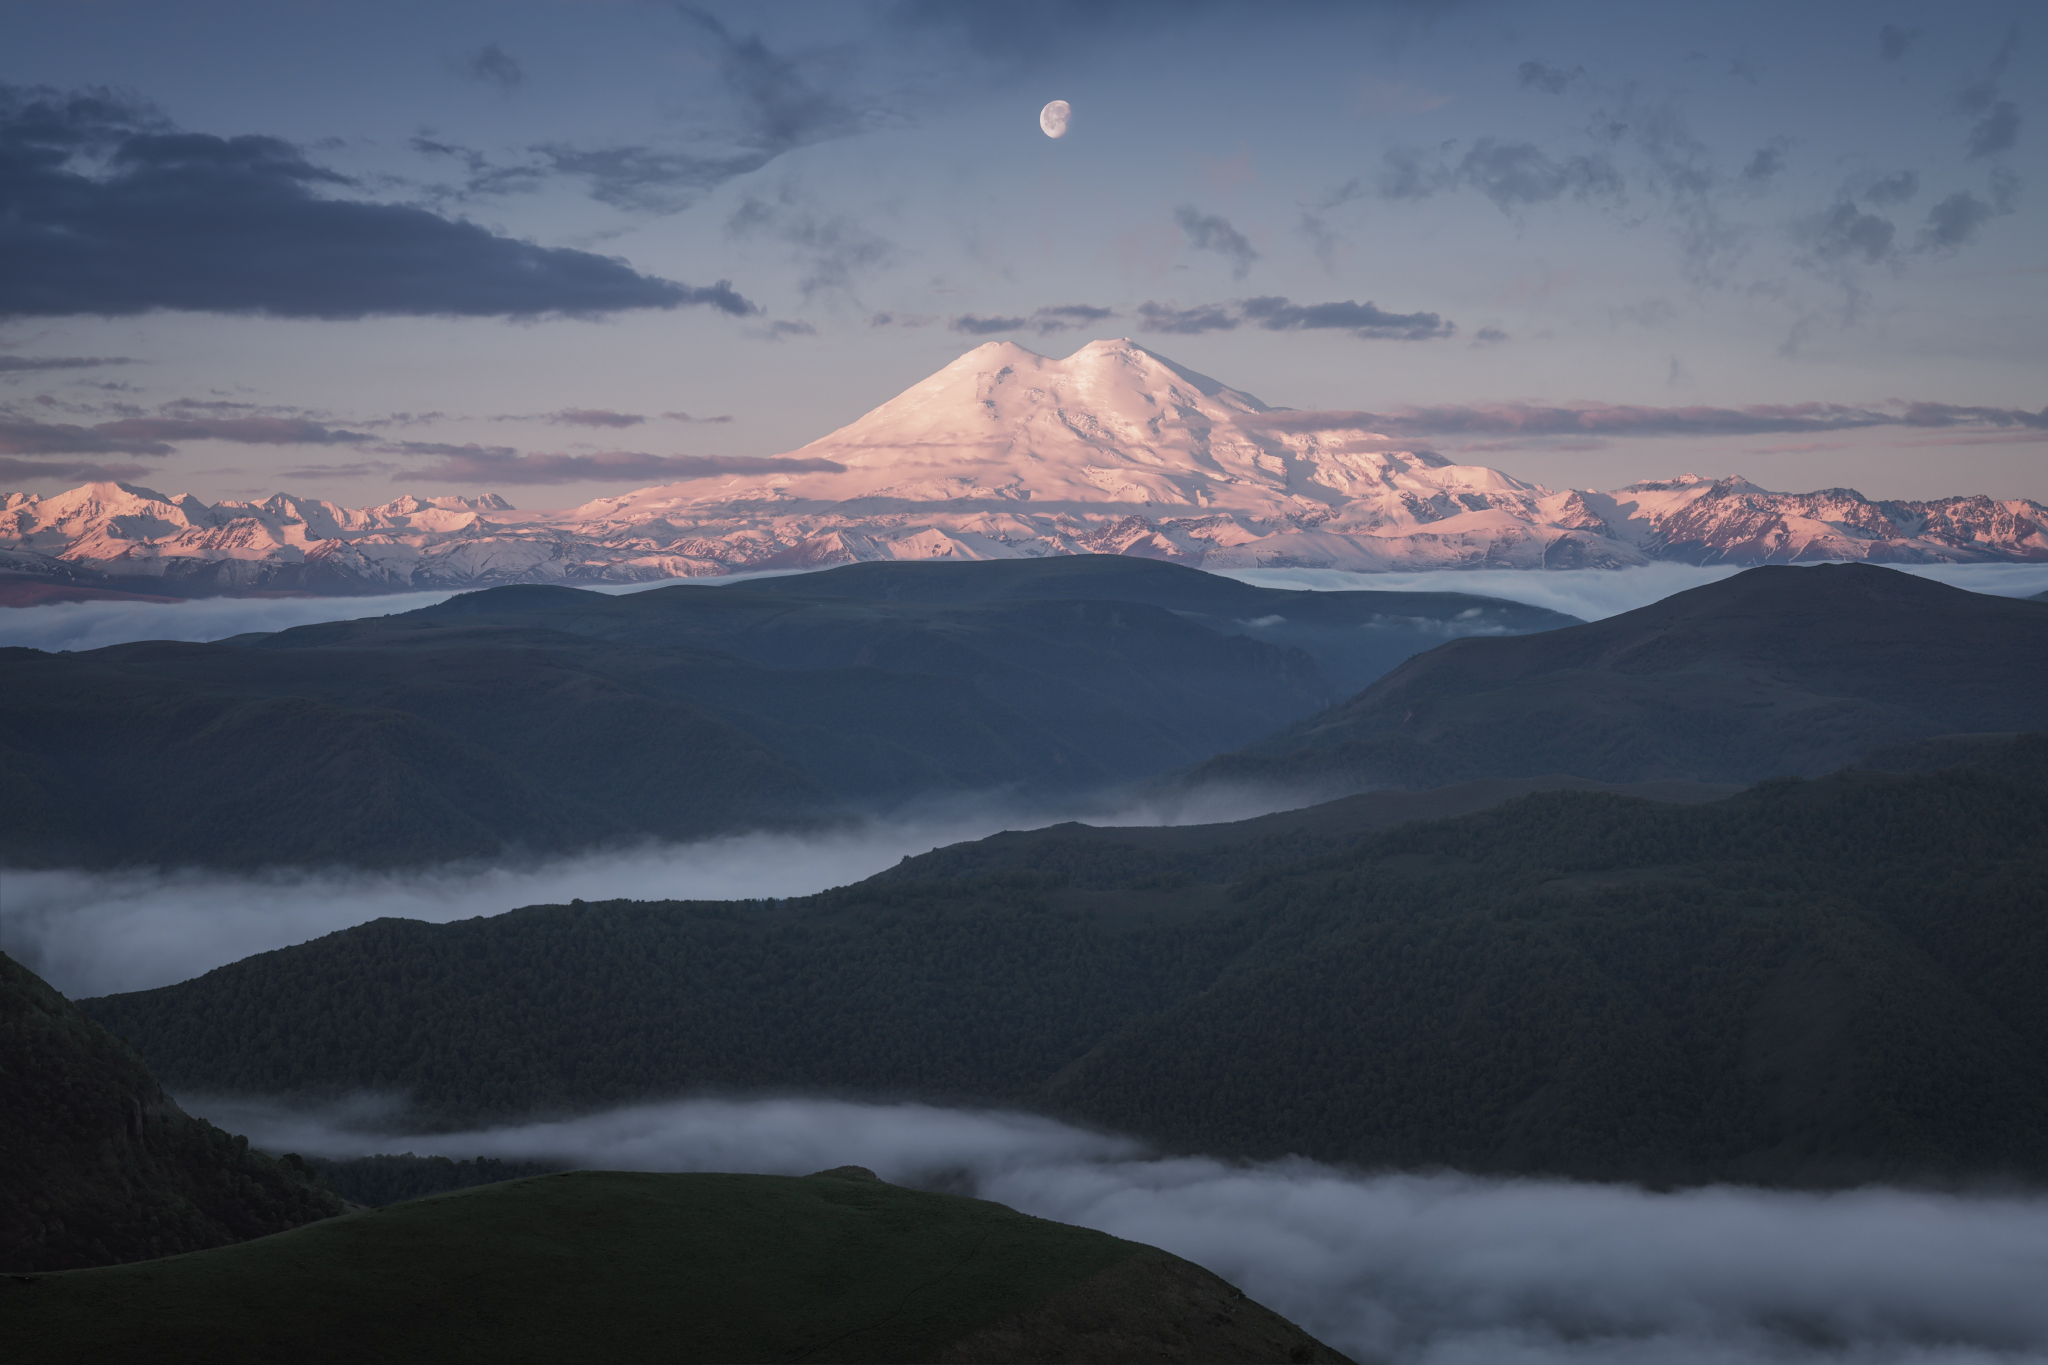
[4,339,2043,595]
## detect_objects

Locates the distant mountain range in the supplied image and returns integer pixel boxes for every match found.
[5,340,2043,597]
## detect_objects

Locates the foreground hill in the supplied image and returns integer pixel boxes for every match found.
[0,952,342,1272]
[1195,563,2048,792]
[0,556,1562,869]
[87,738,2048,1185]
[7,342,2043,592]
[3,1169,1348,1365]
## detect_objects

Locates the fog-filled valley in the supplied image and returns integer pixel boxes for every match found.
[188,1092,2048,1365]
[8,558,2048,1364]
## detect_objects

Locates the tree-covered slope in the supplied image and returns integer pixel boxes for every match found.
[1,952,343,1272]
[84,738,2048,1186]
[1193,563,2048,792]
[3,1169,1350,1365]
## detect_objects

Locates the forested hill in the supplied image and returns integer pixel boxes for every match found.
[86,736,2048,1188]
[1192,563,2048,793]
[0,555,1567,871]
[2,953,343,1272]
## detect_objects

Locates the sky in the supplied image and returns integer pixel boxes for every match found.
[2,0,2042,510]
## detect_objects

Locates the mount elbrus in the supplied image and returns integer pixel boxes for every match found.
[5,339,2043,597]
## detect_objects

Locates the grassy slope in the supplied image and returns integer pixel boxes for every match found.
[2,1171,1348,1365]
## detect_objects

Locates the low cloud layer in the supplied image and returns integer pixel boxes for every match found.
[1220,562,2048,622]
[1136,296,1455,341]
[1241,399,2048,441]
[950,304,1117,336]
[0,85,750,319]
[3,779,1300,999]
[193,1094,2048,1364]
[369,446,845,487]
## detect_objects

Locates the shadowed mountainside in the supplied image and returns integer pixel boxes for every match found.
[1192,563,2048,794]
[0,557,1568,870]
[0,952,343,1272]
[3,1169,1350,1365]
[85,738,2048,1187]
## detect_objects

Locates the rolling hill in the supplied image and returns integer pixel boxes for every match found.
[0,556,1567,869]
[82,736,2048,1186]
[1193,562,2048,793]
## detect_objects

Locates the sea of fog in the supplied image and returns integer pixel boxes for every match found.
[191,1093,2048,1365]
[3,561,2044,654]
[9,560,2048,1360]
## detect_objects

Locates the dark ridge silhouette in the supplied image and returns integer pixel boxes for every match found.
[1,952,343,1272]
[1192,563,2048,793]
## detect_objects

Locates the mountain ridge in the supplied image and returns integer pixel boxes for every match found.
[6,340,2042,596]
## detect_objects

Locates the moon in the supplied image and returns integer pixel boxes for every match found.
[1039,100,1071,139]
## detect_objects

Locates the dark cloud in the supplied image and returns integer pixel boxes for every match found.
[91,417,372,445]
[1134,302,1239,335]
[763,319,817,340]
[1240,295,1454,341]
[0,355,137,374]
[0,411,377,456]
[386,446,846,486]
[1517,60,1581,94]
[1740,139,1790,186]
[1963,97,2020,158]
[949,314,1028,335]
[463,44,525,91]
[1805,201,1896,264]
[1471,327,1509,346]
[660,412,735,424]
[949,305,1117,337]
[1239,398,2048,440]
[0,455,158,482]
[0,85,751,319]
[523,10,867,213]
[546,410,645,429]
[1861,170,1919,206]
[1,416,174,456]
[1379,139,1622,213]
[1173,206,1258,279]
[725,191,897,299]
[1918,192,1994,250]
[1878,24,1918,61]
[1134,296,1453,342]
[1034,304,1115,329]
[1957,27,2022,159]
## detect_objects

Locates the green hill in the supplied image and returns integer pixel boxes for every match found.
[1192,563,2048,792]
[2,1169,1349,1364]
[0,556,1567,870]
[1,952,343,1272]
[83,737,2048,1185]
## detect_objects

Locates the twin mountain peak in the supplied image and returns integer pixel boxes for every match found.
[5,339,2042,595]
